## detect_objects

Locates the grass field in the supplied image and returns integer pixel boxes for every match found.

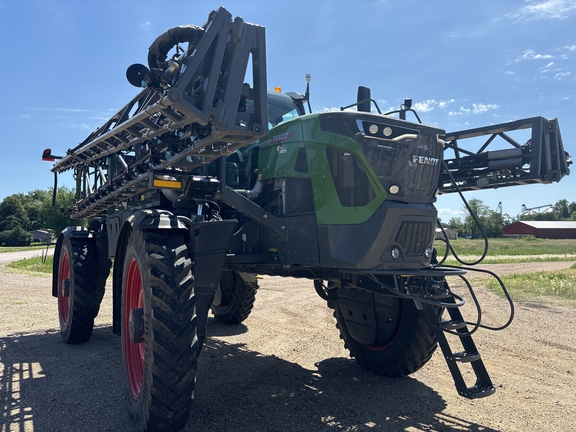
[438,237,576,255]
[436,237,576,264]
[5,255,53,275]
[0,244,54,253]
[487,263,576,305]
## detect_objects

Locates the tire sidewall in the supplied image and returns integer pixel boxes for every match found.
[211,270,238,315]
[336,298,436,376]
[57,237,74,338]
[121,230,153,422]
[211,270,257,324]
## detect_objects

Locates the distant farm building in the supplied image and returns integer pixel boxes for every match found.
[30,229,53,243]
[502,221,576,239]
[435,228,458,240]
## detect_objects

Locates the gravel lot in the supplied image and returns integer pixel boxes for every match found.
[1,261,575,432]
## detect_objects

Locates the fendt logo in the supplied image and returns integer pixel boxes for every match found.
[412,155,439,166]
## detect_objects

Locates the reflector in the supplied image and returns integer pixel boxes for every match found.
[126,63,151,87]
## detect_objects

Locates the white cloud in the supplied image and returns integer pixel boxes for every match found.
[58,123,93,131]
[413,100,436,112]
[503,0,576,21]
[140,21,152,31]
[505,70,517,75]
[437,207,465,218]
[320,106,342,112]
[437,99,455,108]
[564,45,576,50]
[554,71,572,80]
[449,107,470,116]
[472,103,499,114]
[413,99,455,112]
[511,49,554,63]
[30,107,87,113]
[448,103,498,116]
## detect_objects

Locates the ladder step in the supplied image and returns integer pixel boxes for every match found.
[452,351,481,362]
[421,299,495,400]
[463,383,496,399]
[438,319,466,330]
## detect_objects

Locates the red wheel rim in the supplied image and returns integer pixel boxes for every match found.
[124,258,145,400]
[58,251,70,326]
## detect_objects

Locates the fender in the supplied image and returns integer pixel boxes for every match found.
[51,226,91,298]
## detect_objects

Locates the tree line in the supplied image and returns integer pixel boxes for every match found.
[444,198,576,238]
[0,188,84,246]
[1,188,574,245]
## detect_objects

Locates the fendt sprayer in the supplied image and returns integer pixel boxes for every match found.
[42,7,571,431]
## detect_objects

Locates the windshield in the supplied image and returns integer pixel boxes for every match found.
[266,91,301,126]
[245,90,302,128]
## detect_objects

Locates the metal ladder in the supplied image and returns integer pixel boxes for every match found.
[421,297,496,399]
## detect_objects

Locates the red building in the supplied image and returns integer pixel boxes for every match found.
[502,221,576,239]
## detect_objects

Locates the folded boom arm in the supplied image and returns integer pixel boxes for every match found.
[439,116,570,194]
[46,7,268,218]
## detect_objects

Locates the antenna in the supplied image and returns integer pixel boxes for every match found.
[304,74,312,113]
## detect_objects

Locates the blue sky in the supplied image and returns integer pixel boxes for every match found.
[0,0,574,221]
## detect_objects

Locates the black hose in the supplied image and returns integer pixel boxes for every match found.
[148,25,204,70]
[436,159,490,266]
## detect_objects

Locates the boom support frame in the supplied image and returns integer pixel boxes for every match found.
[50,7,268,218]
[440,116,570,193]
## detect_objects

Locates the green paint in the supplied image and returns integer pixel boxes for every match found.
[257,119,307,180]
[257,114,387,225]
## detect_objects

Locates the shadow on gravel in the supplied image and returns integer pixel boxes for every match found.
[190,323,500,432]
[1,323,499,432]
[0,326,127,432]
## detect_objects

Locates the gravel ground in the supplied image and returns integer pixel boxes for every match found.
[1,261,575,432]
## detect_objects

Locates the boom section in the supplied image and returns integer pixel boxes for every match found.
[50,7,268,218]
[440,116,570,193]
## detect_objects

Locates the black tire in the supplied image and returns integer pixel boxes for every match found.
[211,270,258,324]
[335,296,437,377]
[121,230,197,432]
[56,236,103,344]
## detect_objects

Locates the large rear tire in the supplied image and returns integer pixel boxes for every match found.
[211,270,258,324]
[56,236,103,344]
[121,230,197,432]
[335,295,437,377]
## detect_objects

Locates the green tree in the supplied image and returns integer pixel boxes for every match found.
[458,199,509,238]
[463,199,488,238]
[0,225,31,246]
[0,195,29,231]
[0,188,85,243]
[520,199,576,221]
[22,189,52,231]
[40,187,86,234]
[553,199,570,219]
[446,217,465,233]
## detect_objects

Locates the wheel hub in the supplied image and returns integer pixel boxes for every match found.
[129,308,145,344]
[61,278,71,297]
